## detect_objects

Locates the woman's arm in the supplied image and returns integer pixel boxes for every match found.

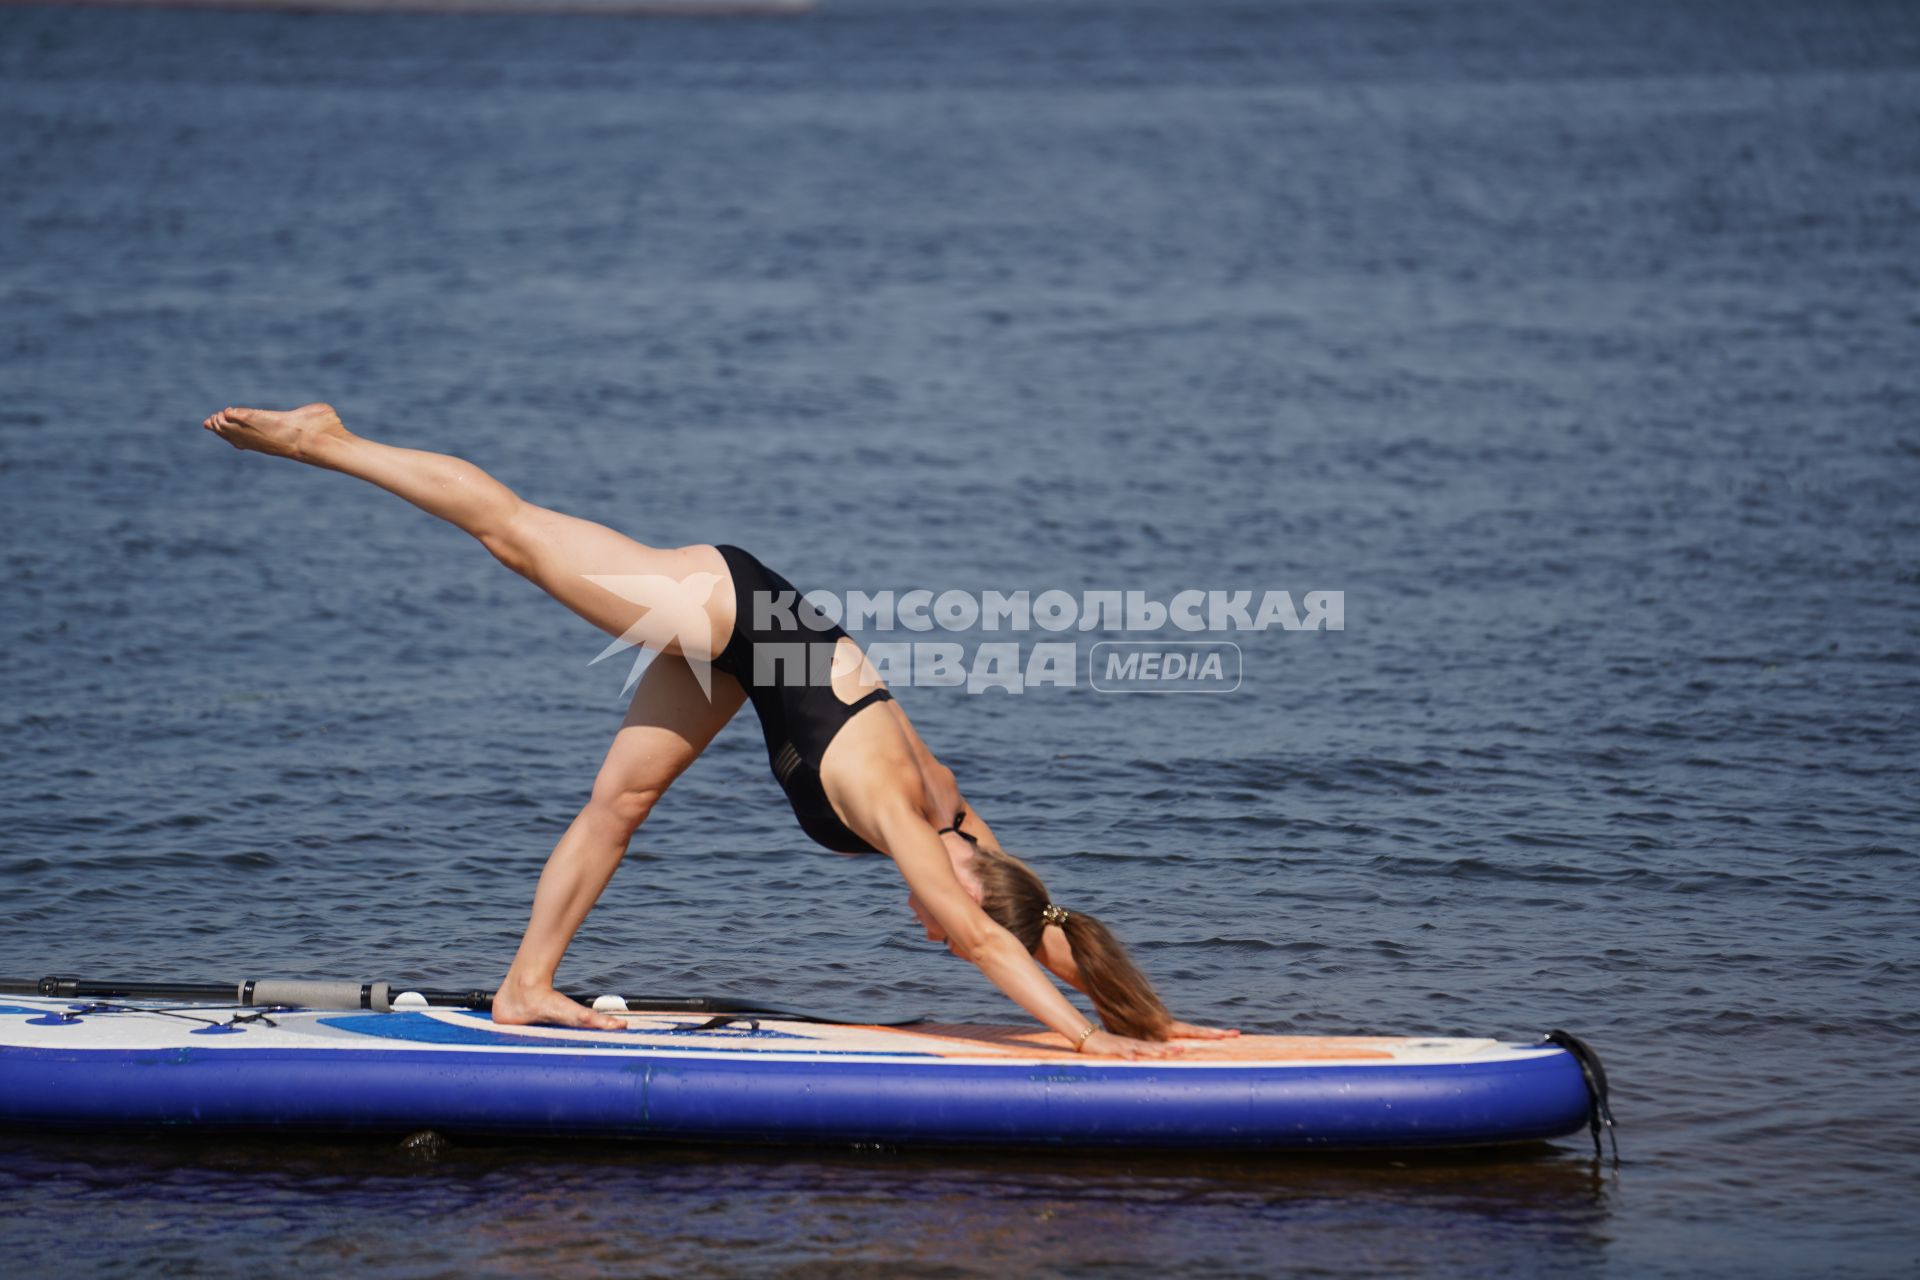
[884,704,1007,849]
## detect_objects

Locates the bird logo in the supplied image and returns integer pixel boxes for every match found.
[582,571,726,699]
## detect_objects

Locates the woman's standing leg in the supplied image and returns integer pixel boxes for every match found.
[494,651,745,1028]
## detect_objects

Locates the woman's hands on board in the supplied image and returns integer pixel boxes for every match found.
[1166,1019,1240,1040]
[1075,1019,1241,1058]
[1080,1029,1184,1059]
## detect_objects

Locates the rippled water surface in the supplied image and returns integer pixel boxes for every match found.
[2,0,1917,1275]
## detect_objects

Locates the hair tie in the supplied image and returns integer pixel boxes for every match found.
[1041,903,1070,926]
[936,811,979,845]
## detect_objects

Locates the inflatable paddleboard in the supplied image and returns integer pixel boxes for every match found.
[0,996,1601,1150]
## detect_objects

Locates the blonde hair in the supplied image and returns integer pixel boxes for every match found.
[969,844,1173,1040]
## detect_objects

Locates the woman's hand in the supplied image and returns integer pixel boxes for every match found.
[1166,1019,1240,1040]
[1079,1029,1186,1060]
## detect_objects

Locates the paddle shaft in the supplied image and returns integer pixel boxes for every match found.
[0,975,802,1017]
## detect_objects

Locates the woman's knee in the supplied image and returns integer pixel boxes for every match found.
[476,502,543,578]
[587,784,664,835]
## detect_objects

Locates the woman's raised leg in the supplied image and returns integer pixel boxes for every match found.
[202,402,731,660]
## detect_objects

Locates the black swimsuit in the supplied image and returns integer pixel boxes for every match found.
[710,545,893,855]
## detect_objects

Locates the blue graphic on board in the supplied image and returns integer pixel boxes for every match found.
[316,1011,821,1050]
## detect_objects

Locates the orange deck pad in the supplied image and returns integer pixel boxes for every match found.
[874,1023,1403,1062]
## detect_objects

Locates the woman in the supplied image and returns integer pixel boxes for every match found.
[201,403,1234,1059]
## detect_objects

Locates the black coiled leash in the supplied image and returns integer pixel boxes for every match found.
[1544,1027,1619,1166]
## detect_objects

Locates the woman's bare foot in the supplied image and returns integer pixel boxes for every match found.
[202,402,351,464]
[491,980,628,1032]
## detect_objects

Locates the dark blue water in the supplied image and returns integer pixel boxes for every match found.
[2,0,1917,1274]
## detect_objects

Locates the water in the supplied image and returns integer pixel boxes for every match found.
[1,0,1916,1274]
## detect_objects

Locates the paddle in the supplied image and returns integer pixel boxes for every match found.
[0,974,915,1024]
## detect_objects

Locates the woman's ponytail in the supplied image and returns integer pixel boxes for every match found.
[1056,910,1172,1040]
[970,845,1173,1041]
